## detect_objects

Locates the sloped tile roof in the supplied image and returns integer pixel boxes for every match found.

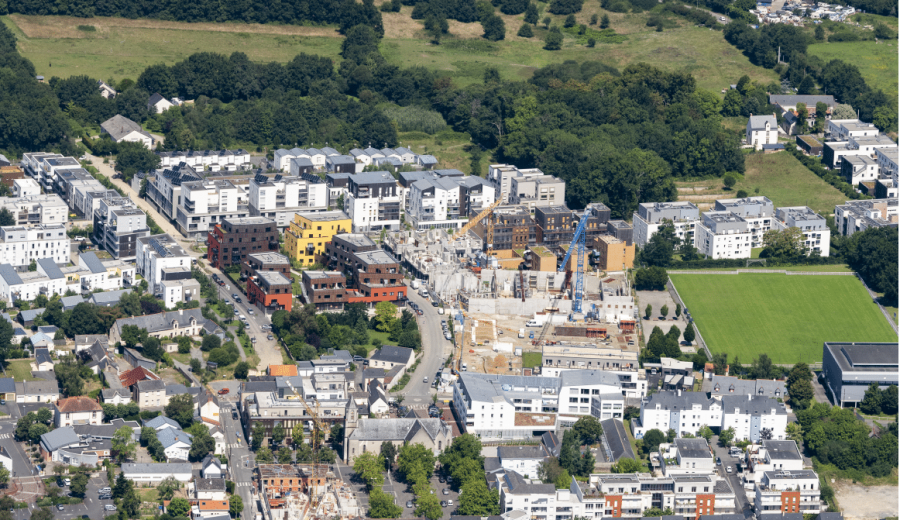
[119,366,160,388]
[56,396,103,413]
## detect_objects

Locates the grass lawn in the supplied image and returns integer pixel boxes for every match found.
[669,264,853,273]
[522,351,541,369]
[808,40,898,101]
[677,152,849,216]
[6,359,37,382]
[669,273,897,364]
[4,6,776,93]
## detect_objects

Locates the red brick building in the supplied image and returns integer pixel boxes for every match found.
[301,271,347,311]
[207,217,278,271]
[345,249,406,305]
[241,251,291,279]
[247,271,293,314]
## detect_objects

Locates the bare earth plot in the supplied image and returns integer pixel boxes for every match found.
[833,481,898,520]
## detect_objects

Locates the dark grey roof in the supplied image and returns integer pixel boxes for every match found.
[699,515,746,520]
[484,457,502,473]
[0,378,14,394]
[37,258,64,279]
[40,426,80,452]
[347,417,449,442]
[601,418,635,461]
[101,115,148,141]
[62,296,86,309]
[642,391,717,411]
[674,438,710,459]
[18,308,46,322]
[762,440,801,461]
[721,395,787,415]
[21,379,59,395]
[35,348,52,366]
[816,514,843,520]
[759,514,803,520]
[81,252,107,274]
[148,93,167,105]
[86,342,109,362]
[826,342,898,369]
[0,265,21,286]
[196,478,226,491]
[114,309,206,335]
[370,345,413,365]
[241,381,277,394]
[541,432,560,457]
[501,470,556,495]
[769,95,835,107]
[136,379,166,391]
[90,289,132,305]
[101,388,132,400]
[498,445,547,460]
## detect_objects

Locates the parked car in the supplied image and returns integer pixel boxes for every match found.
[232,294,239,299]
[235,298,242,303]
[442,489,450,495]
[218,388,230,395]
[726,466,733,474]
[251,337,257,343]
[267,334,274,340]
[248,309,254,315]
[100,487,111,494]
[440,501,447,508]
[423,377,428,383]
[104,505,117,511]
[406,502,413,508]
[63,478,70,486]
[57,505,65,511]
[447,500,453,506]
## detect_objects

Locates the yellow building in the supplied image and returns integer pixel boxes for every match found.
[594,235,635,271]
[284,211,351,265]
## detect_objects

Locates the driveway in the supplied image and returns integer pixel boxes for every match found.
[336,462,459,518]
[709,436,752,515]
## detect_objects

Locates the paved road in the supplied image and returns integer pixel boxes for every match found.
[710,437,753,517]
[395,288,451,408]
[219,402,256,520]
[214,282,281,371]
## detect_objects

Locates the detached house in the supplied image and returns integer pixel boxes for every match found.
[747,115,779,150]
[158,428,192,462]
[148,93,175,114]
[110,309,210,344]
[54,396,103,427]
[100,115,153,149]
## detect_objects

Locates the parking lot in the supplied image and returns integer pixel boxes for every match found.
[336,463,460,517]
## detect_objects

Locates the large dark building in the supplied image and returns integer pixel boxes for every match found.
[474,205,536,252]
[301,271,348,311]
[534,206,575,248]
[207,216,278,270]
[326,233,378,274]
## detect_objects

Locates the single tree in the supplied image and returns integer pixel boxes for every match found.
[524,3,539,24]
[544,28,563,50]
[860,382,883,415]
[554,469,572,489]
[229,494,244,518]
[682,325,695,345]
[234,361,250,379]
[674,303,681,318]
[353,452,386,491]
[122,487,141,517]
[518,23,534,37]
[69,472,88,496]
[368,488,403,518]
[718,427,736,447]
[660,304,668,319]
[271,423,285,445]
[457,478,500,516]
[723,173,737,190]
[590,13,598,24]
[111,426,136,463]
[168,497,191,517]
[785,422,802,441]
[789,379,814,409]
[641,429,665,454]
[255,446,275,463]
[564,14,576,27]
[157,477,180,501]
[698,425,714,442]
[611,457,642,473]
[252,422,266,450]
[814,25,824,41]
[644,304,652,320]
[572,416,603,446]
[380,441,397,470]
[600,13,610,28]
[542,16,551,28]
[278,447,293,464]
[164,393,195,428]
[587,37,596,47]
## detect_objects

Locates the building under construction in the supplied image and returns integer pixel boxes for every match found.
[257,464,360,520]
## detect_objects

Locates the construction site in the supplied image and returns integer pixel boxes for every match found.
[384,200,641,377]
[257,464,360,520]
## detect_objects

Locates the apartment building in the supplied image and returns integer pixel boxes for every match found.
[743,440,804,487]
[240,252,291,279]
[472,205,536,252]
[541,344,640,375]
[0,224,69,267]
[876,147,899,185]
[207,217,278,270]
[241,376,350,441]
[589,473,737,519]
[345,172,401,232]
[509,173,565,210]
[0,194,68,226]
[534,206,575,248]
[345,249,407,305]
[712,197,773,247]
[772,206,830,256]
[826,119,879,141]
[693,212,752,259]
[272,147,341,172]
[453,370,646,440]
[593,235,636,270]
[406,176,496,230]
[396,170,465,211]
[833,199,899,235]
[136,234,192,296]
[38,156,81,193]
[487,164,547,203]
[75,252,136,292]
[248,173,328,228]
[247,270,293,314]
[656,438,715,476]
[823,135,898,168]
[301,271,348,311]
[0,261,66,302]
[325,233,378,274]
[283,211,351,266]
[145,163,203,221]
[754,470,822,515]
[92,198,150,261]
[12,178,40,197]
[840,154,879,186]
[633,202,700,247]
[720,395,789,442]
[176,179,249,238]
[633,392,722,440]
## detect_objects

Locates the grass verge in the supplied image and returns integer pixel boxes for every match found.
[808,40,898,101]
[669,273,897,364]
[6,359,38,381]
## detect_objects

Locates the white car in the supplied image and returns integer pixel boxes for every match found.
[719,16,726,21]
[105,505,117,511]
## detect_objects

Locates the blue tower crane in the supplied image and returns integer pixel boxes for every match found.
[558,207,592,316]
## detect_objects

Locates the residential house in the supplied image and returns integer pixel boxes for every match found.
[148,93,175,114]
[75,335,108,353]
[709,376,786,400]
[158,428,192,461]
[301,271,347,311]
[746,115,778,150]
[119,366,161,389]
[498,444,550,479]
[121,463,193,483]
[200,453,227,479]
[15,380,60,403]
[0,378,15,402]
[98,81,116,99]
[110,309,211,344]
[101,388,133,404]
[135,379,168,408]
[197,391,221,426]
[33,348,54,370]
[367,380,390,415]
[193,478,227,501]
[0,193,68,225]
[100,115,153,149]
[124,348,157,372]
[143,415,182,432]
[368,345,415,371]
[54,396,103,427]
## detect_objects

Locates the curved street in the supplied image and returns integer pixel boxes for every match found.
[393,288,453,409]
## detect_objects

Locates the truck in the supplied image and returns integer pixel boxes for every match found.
[411,279,420,290]
[518,328,525,338]
[438,307,444,315]
[419,287,429,298]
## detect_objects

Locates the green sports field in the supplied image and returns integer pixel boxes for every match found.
[669,273,897,364]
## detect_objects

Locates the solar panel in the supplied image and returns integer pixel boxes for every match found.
[273,174,282,182]
[148,238,171,258]
[254,173,269,184]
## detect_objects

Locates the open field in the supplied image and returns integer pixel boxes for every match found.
[808,40,898,101]
[4,6,777,91]
[669,264,854,272]
[675,152,850,215]
[669,273,897,364]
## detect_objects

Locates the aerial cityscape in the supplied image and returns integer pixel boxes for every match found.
[0,2,894,520]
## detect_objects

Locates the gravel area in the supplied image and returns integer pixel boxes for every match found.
[834,481,898,520]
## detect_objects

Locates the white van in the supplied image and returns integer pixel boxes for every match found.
[518,328,525,338]
[461,363,467,371]
[526,320,541,327]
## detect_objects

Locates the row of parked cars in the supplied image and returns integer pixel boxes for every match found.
[408,301,424,316]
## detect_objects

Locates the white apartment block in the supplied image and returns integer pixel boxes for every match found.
[876,147,899,186]
[582,473,737,519]
[12,178,40,198]
[453,370,646,440]
[37,156,81,193]
[508,174,565,211]
[0,224,69,267]
[345,172,401,232]
[0,194,68,226]
[743,440,804,487]
[656,438,715,477]
[747,115,778,150]
[488,164,549,204]
[147,163,202,221]
[136,234,192,296]
[157,149,250,171]
[406,176,496,231]
[841,154,879,186]
[0,259,67,302]
[826,119,879,141]
[693,212,752,259]
[75,252,136,292]
[632,201,700,247]
[175,180,249,238]
[541,344,640,377]
[248,174,328,228]
[272,147,338,172]
[834,199,899,235]
[713,196,773,248]
[92,198,150,261]
[633,391,788,442]
[754,470,822,515]
[772,206,830,256]
[498,445,550,479]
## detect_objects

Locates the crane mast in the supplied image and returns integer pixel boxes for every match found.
[558,208,592,315]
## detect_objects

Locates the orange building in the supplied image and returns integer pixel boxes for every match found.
[246,270,293,314]
[593,234,635,271]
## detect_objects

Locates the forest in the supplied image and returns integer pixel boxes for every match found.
[3,0,384,34]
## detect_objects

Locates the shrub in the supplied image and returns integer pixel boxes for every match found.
[517,23,534,37]
[382,105,448,134]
